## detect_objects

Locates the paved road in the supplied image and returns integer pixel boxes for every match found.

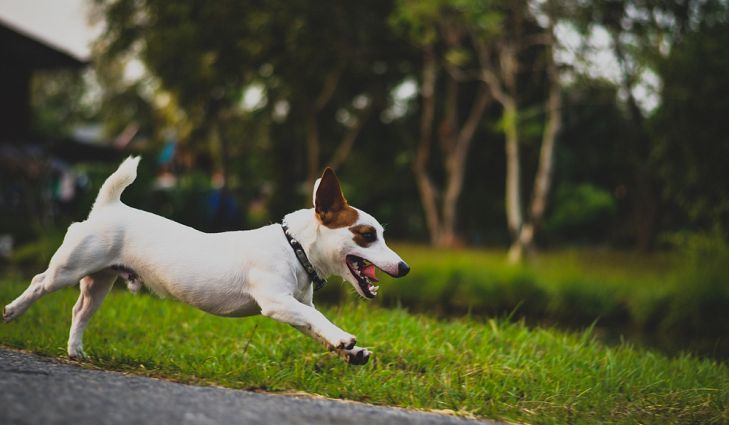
[0,349,500,425]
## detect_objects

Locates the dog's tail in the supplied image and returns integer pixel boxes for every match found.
[90,156,141,214]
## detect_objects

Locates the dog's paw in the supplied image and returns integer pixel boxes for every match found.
[345,346,371,366]
[3,305,17,323]
[329,333,356,351]
[68,345,87,361]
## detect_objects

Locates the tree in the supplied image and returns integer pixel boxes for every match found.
[438,0,562,262]
[392,0,564,254]
[31,70,99,139]
[467,0,563,262]
[94,0,274,188]
[576,0,663,250]
[652,5,729,234]
[264,0,407,186]
[574,0,729,246]
[96,0,409,220]
[393,0,492,247]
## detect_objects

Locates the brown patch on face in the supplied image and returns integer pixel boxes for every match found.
[314,167,359,228]
[318,206,359,228]
[349,224,377,247]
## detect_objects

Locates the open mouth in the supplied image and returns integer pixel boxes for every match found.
[345,255,380,299]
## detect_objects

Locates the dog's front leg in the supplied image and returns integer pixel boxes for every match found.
[291,324,371,365]
[255,294,372,365]
[289,291,371,365]
[251,272,370,364]
[257,294,356,350]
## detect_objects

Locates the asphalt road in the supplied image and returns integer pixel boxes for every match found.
[0,349,501,425]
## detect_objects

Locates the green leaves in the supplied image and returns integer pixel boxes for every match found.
[391,0,505,47]
[445,48,471,66]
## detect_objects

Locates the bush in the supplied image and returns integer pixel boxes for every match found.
[547,278,629,325]
[545,183,616,243]
[315,245,728,357]
[659,230,729,338]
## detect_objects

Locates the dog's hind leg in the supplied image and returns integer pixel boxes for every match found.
[67,271,116,359]
[3,272,47,322]
[3,265,87,322]
[4,225,104,323]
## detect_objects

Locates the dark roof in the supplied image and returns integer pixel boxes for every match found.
[0,17,87,69]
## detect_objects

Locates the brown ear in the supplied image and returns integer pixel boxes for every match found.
[313,168,359,228]
[315,167,349,225]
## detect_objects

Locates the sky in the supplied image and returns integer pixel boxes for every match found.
[0,0,100,60]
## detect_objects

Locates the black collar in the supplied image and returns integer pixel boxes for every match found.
[281,222,327,291]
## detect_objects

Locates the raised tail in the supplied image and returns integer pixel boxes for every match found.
[90,156,141,214]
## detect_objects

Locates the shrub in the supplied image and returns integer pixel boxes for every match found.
[660,230,729,338]
[545,183,616,243]
[547,278,628,325]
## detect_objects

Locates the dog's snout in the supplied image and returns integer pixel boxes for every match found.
[397,261,410,277]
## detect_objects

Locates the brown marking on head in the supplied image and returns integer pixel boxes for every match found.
[349,224,377,247]
[314,167,359,228]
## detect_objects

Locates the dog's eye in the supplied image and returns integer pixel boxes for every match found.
[349,225,378,246]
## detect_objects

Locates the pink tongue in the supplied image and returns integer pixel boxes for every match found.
[363,264,378,281]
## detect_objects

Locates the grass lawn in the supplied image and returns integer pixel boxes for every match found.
[318,244,728,359]
[14,237,729,357]
[1,279,727,425]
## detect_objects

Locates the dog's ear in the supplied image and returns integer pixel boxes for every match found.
[314,167,353,226]
[314,167,346,213]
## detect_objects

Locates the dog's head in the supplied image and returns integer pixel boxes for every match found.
[311,167,409,299]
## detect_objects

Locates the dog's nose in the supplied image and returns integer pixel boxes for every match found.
[397,261,410,277]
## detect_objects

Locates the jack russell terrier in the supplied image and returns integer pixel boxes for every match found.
[3,157,409,365]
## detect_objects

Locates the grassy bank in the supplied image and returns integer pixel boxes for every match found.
[313,245,728,357]
[1,280,727,424]
[9,237,729,356]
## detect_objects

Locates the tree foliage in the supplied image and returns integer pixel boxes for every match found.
[72,0,729,249]
[653,11,729,231]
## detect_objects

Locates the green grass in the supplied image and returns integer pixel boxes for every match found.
[14,236,728,356]
[365,245,675,314]
[311,245,728,357]
[1,280,727,425]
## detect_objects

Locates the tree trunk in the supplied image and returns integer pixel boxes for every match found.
[441,84,490,247]
[503,98,523,241]
[508,29,562,263]
[413,47,442,245]
[328,100,374,170]
[305,65,344,185]
[413,44,491,247]
[478,40,524,257]
[611,30,658,250]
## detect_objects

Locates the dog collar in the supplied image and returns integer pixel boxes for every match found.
[280,222,327,291]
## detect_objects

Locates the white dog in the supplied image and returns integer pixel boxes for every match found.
[3,157,409,365]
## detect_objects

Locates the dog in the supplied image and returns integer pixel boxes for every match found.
[3,157,409,365]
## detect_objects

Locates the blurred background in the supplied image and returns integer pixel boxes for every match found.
[0,0,727,358]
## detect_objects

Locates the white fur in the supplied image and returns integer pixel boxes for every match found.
[3,157,407,365]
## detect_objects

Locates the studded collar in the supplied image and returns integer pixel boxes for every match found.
[280,221,327,291]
